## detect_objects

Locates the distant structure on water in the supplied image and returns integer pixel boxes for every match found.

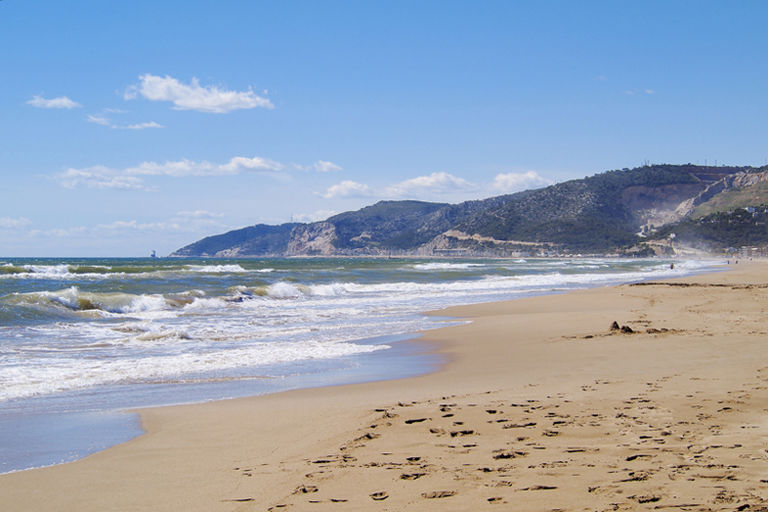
[150,250,157,258]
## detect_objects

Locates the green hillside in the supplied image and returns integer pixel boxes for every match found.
[692,181,768,218]
[172,164,764,257]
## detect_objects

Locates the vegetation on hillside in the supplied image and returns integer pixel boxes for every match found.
[328,200,448,250]
[654,206,768,249]
[172,164,765,257]
[692,181,768,218]
[172,224,298,256]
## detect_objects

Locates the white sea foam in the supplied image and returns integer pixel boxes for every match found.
[0,265,121,281]
[266,281,304,298]
[8,287,175,318]
[0,340,387,401]
[410,262,486,271]
[22,264,71,275]
[184,264,247,273]
[0,262,256,280]
[0,257,721,403]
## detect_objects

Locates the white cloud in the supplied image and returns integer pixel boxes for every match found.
[87,114,111,126]
[97,220,144,230]
[94,219,197,232]
[125,74,273,113]
[314,160,342,172]
[124,159,198,177]
[87,212,226,234]
[625,88,656,96]
[124,121,164,130]
[88,114,164,130]
[320,170,552,203]
[291,160,343,172]
[175,210,224,219]
[385,172,474,198]
[292,209,338,222]
[218,156,284,173]
[57,155,292,189]
[322,180,372,199]
[0,217,32,229]
[27,95,81,109]
[58,167,146,190]
[491,171,551,193]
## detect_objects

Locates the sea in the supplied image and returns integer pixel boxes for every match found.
[0,256,720,473]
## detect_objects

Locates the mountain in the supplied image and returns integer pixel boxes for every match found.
[172,223,299,257]
[171,164,768,257]
[648,169,768,251]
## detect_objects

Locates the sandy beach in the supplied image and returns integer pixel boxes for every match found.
[1,262,767,511]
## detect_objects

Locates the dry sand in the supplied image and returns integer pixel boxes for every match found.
[1,263,767,511]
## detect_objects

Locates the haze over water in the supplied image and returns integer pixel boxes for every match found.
[0,256,716,473]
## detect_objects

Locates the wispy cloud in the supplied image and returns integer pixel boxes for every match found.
[292,160,344,172]
[384,172,475,198]
[86,114,111,126]
[491,171,550,193]
[27,95,81,109]
[28,210,227,238]
[88,114,164,130]
[314,160,342,172]
[58,167,146,190]
[218,156,284,173]
[125,74,273,113]
[322,180,372,199]
[175,210,224,219]
[57,155,301,189]
[321,172,475,202]
[96,210,228,234]
[321,170,552,203]
[625,88,656,96]
[125,121,164,130]
[0,217,32,229]
[292,209,338,222]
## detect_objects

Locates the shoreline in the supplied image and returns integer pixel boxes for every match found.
[1,262,766,510]
[0,332,441,476]
[0,260,712,474]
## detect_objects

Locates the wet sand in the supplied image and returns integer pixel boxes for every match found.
[1,263,767,511]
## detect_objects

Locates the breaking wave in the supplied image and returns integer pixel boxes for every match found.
[0,256,721,404]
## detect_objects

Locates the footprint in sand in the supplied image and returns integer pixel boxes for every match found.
[493,449,527,459]
[422,490,457,499]
[370,491,389,501]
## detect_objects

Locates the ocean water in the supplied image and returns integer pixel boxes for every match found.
[0,256,719,473]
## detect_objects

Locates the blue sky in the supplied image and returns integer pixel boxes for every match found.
[2,0,767,256]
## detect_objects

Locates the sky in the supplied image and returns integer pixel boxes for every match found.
[2,0,768,257]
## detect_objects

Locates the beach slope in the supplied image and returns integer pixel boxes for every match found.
[1,264,767,510]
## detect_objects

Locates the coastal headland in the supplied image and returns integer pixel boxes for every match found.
[1,263,767,511]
